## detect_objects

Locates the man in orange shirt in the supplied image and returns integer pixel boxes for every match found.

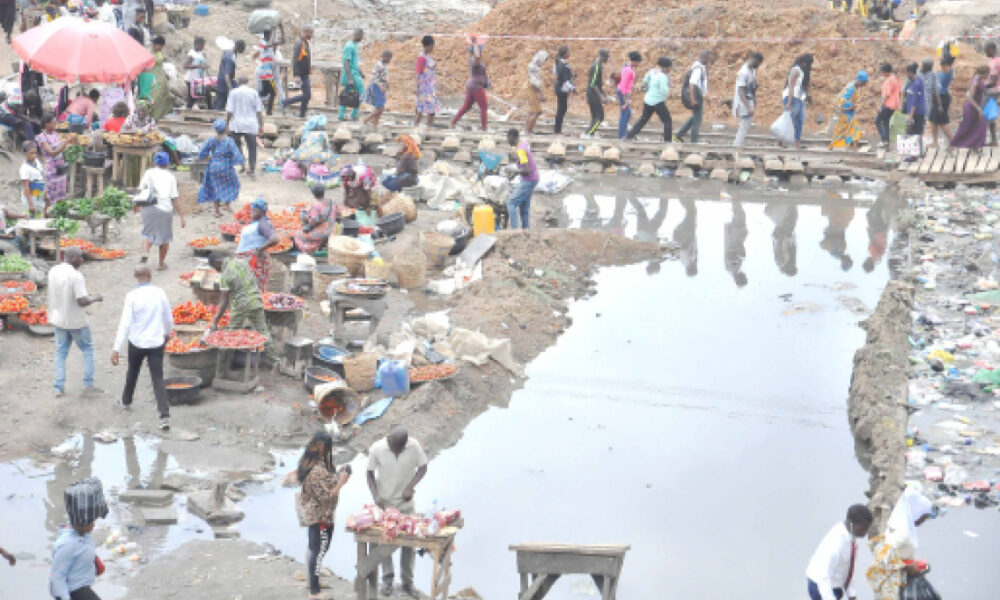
[875,62,901,148]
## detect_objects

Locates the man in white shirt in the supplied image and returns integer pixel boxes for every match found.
[732,51,763,148]
[225,76,265,178]
[111,265,173,431]
[676,50,711,144]
[48,248,104,397]
[367,426,428,598]
[805,504,873,600]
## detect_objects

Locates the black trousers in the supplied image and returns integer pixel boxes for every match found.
[121,342,169,418]
[875,105,894,143]
[229,132,257,174]
[908,113,926,153]
[258,79,276,116]
[586,87,604,135]
[70,586,102,600]
[627,102,672,141]
[554,91,569,134]
[307,523,333,595]
[0,112,34,140]
[0,1,16,36]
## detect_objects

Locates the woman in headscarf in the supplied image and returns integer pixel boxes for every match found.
[867,486,936,600]
[414,35,442,127]
[35,114,70,211]
[137,36,173,120]
[340,164,376,216]
[198,119,244,218]
[521,50,549,134]
[783,53,813,149]
[950,64,990,150]
[137,151,185,270]
[122,100,157,134]
[294,185,335,255]
[829,70,869,150]
[380,135,420,192]
[236,197,280,289]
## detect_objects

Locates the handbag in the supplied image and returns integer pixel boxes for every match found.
[132,185,159,208]
[339,84,360,108]
[984,97,999,122]
[901,574,942,600]
[897,134,922,156]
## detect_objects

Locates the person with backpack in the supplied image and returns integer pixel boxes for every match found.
[583,49,611,138]
[552,45,575,134]
[675,50,711,143]
[625,57,673,142]
[616,52,642,139]
[782,54,813,149]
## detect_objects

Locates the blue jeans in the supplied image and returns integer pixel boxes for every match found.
[54,326,95,392]
[786,97,806,142]
[806,579,843,600]
[507,179,539,229]
[617,90,631,139]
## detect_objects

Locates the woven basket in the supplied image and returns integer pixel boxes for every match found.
[343,352,377,392]
[380,193,418,222]
[394,252,427,289]
[328,236,371,276]
[364,258,394,281]
[420,231,455,268]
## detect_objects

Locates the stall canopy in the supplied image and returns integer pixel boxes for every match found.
[12,17,154,83]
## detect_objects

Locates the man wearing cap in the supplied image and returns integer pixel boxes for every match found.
[226,76,265,178]
[282,25,314,118]
[137,151,184,270]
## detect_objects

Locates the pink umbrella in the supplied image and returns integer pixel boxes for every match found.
[12,17,154,84]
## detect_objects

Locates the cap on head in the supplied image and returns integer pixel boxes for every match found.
[154,151,169,167]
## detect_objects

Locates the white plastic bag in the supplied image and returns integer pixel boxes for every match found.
[770,111,795,145]
[897,134,922,157]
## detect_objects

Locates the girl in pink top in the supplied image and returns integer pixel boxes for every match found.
[617,51,642,139]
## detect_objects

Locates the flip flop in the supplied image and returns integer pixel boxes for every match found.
[157,264,168,271]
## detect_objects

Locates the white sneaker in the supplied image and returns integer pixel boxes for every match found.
[158,417,170,431]
[115,397,131,412]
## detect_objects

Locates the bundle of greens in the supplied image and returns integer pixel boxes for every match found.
[96,186,130,219]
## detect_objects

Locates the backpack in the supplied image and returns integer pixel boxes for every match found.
[681,66,703,110]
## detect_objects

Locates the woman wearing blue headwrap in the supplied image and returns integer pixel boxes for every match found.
[138,151,185,270]
[830,70,869,151]
[198,119,244,217]
[236,197,280,289]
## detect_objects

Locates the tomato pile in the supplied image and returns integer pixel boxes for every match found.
[233,203,302,231]
[263,292,304,311]
[268,237,293,254]
[205,329,268,349]
[1,280,37,293]
[0,295,30,313]
[234,203,253,223]
[219,222,242,236]
[60,238,96,251]
[180,271,195,281]
[165,336,207,353]
[18,308,47,325]
[171,300,228,326]
[189,236,221,248]
[87,248,126,260]
[409,364,458,383]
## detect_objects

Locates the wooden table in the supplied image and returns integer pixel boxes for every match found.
[276,59,342,108]
[509,543,630,600]
[14,219,60,258]
[110,143,158,190]
[351,526,459,600]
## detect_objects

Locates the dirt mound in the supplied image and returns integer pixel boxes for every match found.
[369,0,931,128]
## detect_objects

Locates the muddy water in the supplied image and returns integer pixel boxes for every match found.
[236,193,899,598]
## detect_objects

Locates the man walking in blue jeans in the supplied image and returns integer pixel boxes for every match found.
[282,25,313,118]
[48,248,104,397]
[505,129,539,229]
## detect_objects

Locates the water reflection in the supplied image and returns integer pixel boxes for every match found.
[864,197,890,273]
[766,202,798,276]
[821,205,857,271]
[673,198,698,276]
[724,198,748,287]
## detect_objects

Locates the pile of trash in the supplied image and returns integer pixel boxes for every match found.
[904,185,1000,512]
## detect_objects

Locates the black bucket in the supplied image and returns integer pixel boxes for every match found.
[377,212,405,236]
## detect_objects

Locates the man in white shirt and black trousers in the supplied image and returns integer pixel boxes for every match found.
[111,265,174,431]
[805,504,873,600]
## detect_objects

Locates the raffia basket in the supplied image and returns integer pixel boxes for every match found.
[343,352,377,392]
[420,231,455,268]
[394,251,427,289]
[328,236,371,277]
[364,258,394,281]
[380,193,418,222]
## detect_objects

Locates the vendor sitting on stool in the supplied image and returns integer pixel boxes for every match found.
[340,163,376,222]
[381,134,420,192]
[294,185,335,255]
[206,250,272,357]
[236,197,280,290]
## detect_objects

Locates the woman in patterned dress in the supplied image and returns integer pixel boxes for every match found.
[197,119,244,217]
[414,35,442,127]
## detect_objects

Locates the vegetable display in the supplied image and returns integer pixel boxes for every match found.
[48,217,79,235]
[60,238,97,251]
[189,236,221,248]
[1,280,37,293]
[171,300,227,324]
[85,248,126,260]
[0,295,29,313]
[219,222,242,235]
[51,197,94,218]
[18,308,47,325]
[102,131,164,146]
[96,186,131,219]
[165,337,207,353]
[205,329,268,349]
[233,203,302,230]
[409,364,458,383]
[62,145,83,165]
[0,254,32,273]
[267,237,292,253]
[262,292,304,311]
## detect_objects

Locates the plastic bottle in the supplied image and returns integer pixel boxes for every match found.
[426,499,441,535]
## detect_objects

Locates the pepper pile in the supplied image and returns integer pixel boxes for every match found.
[189,236,221,248]
[18,308,47,325]
[180,271,195,282]
[165,337,207,353]
[233,203,302,231]
[409,364,459,383]
[60,238,97,251]
[171,300,228,325]
[1,280,37,293]
[86,248,126,260]
[205,329,268,349]
[0,295,30,313]
[268,237,293,253]
[219,222,242,236]
[234,203,253,223]
[263,292,304,311]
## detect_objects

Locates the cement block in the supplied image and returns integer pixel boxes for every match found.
[709,168,730,181]
[212,526,241,539]
[675,167,694,178]
[141,506,178,525]
[119,489,174,505]
[187,490,245,525]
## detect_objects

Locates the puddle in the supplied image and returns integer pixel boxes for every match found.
[1,435,212,598]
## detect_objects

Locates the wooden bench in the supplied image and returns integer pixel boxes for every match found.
[510,543,629,600]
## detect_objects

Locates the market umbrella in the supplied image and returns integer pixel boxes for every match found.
[12,17,154,83]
